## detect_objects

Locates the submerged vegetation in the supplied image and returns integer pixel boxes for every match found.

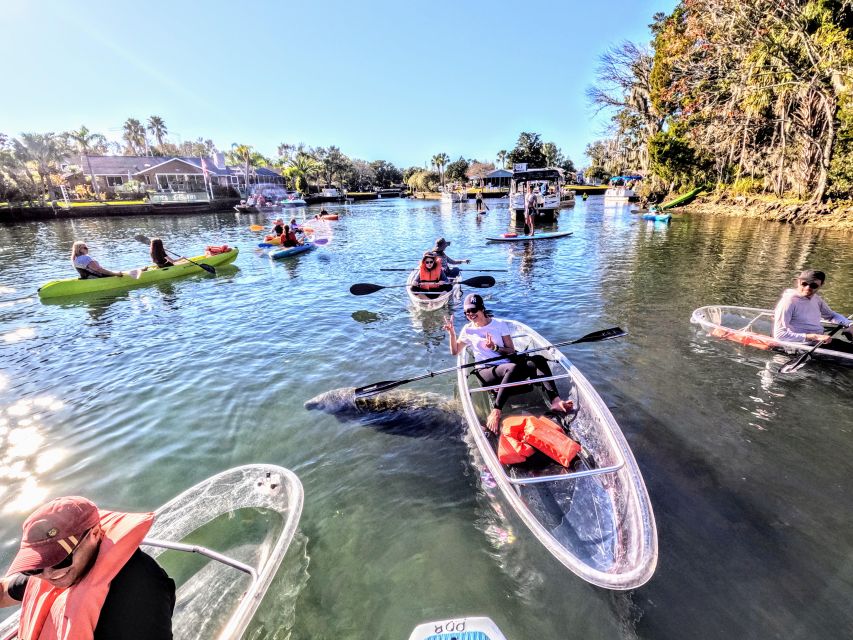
[587,0,853,203]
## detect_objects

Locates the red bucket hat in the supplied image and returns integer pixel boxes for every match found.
[6,496,100,576]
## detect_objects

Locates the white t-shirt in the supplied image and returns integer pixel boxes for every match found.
[457,317,512,364]
[73,255,95,271]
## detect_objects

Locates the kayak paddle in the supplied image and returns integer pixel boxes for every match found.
[379,268,507,273]
[259,238,329,248]
[779,316,852,374]
[133,235,216,275]
[249,225,265,231]
[349,275,495,296]
[354,327,627,398]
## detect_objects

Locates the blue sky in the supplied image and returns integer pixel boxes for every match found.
[2,0,676,169]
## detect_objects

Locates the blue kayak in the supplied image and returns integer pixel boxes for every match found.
[642,213,672,222]
[268,243,316,260]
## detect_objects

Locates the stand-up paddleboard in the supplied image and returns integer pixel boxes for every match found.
[408,616,507,640]
[0,464,303,640]
[485,231,573,242]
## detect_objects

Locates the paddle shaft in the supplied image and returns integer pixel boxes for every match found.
[355,327,626,397]
[350,275,494,296]
[779,315,852,373]
[379,268,507,273]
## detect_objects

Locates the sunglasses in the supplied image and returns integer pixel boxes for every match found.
[799,281,821,289]
[464,308,480,316]
[21,528,92,576]
[424,260,435,265]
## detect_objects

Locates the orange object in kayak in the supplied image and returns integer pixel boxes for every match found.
[710,328,775,350]
[497,418,535,464]
[501,415,529,440]
[523,416,581,467]
[205,244,231,255]
[502,233,518,238]
[319,214,339,220]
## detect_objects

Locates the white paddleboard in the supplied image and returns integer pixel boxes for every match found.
[408,616,507,640]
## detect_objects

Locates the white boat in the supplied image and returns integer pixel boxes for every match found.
[441,189,467,203]
[0,464,303,640]
[280,192,307,207]
[406,269,460,312]
[509,167,563,216]
[559,187,576,207]
[690,305,853,365]
[408,616,507,640]
[603,186,637,204]
[456,320,658,590]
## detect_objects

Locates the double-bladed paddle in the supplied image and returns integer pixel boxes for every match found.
[258,238,329,248]
[133,235,217,275]
[379,268,508,273]
[779,316,852,374]
[350,275,495,296]
[354,327,627,398]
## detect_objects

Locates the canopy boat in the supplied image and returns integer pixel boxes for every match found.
[38,249,239,300]
[0,464,303,640]
[604,175,641,205]
[456,320,657,590]
[509,167,563,222]
[691,305,853,365]
[406,269,460,312]
[408,616,507,640]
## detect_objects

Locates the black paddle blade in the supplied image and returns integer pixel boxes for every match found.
[197,263,216,275]
[350,283,384,296]
[571,327,626,344]
[779,354,810,374]
[460,275,496,289]
[354,379,408,398]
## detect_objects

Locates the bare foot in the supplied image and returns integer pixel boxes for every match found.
[551,398,574,413]
[486,408,502,434]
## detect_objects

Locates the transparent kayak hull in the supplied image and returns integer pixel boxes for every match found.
[690,305,853,365]
[456,320,657,590]
[406,269,460,312]
[0,464,303,640]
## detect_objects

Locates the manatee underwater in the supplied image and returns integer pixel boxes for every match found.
[304,387,465,439]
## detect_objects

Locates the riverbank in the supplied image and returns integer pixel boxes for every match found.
[0,198,240,223]
[682,194,853,230]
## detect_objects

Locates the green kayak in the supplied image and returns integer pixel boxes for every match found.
[38,248,239,300]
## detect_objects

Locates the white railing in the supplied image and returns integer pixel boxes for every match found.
[149,191,211,204]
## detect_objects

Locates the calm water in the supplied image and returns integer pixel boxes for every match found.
[1,198,851,639]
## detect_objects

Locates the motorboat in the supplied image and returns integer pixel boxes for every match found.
[509,167,563,218]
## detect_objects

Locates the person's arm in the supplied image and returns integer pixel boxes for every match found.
[817,298,851,327]
[445,319,465,356]
[1,573,27,608]
[87,259,123,277]
[774,298,827,342]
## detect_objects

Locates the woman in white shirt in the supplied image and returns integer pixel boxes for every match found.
[70,241,124,279]
[444,294,573,433]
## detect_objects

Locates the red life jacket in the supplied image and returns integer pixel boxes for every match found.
[499,415,581,467]
[417,258,444,289]
[17,510,154,640]
[281,231,299,247]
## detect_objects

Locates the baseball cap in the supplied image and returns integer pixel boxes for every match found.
[797,269,825,283]
[6,496,100,575]
[463,293,485,312]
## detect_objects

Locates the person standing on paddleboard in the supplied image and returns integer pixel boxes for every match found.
[443,294,573,433]
[0,496,175,639]
[524,184,538,236]
[773,269,853,354]
[430,237,469,278]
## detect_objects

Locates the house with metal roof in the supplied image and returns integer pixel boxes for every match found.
[72,153,283,201]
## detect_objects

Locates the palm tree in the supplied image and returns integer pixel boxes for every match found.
[122,118,147,155]
[284,153,321,194]
[14,133,68,204]
[146,116,168,151]
[431,153,449,187]
[496,150,508,169]
[230,144,254,196]
[66,125,106,199]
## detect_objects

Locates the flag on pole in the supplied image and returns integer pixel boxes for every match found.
[201,157,213,201]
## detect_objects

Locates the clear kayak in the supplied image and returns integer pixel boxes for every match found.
[38,249,238,300]
[408,616,507,640]
[0,464,303,640]
[456,320,657,590]
[485,230,573,242]
[406,269,460,312]
[690,305,853,365]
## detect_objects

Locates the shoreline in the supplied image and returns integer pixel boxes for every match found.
[681,195,853,231]
[0,198,241,223]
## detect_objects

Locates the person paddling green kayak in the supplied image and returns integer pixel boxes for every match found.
[71,241,125,279]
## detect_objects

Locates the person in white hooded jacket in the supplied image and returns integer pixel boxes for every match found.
[773,269,852,353]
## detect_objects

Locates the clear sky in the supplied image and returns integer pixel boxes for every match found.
[1,0,676,169]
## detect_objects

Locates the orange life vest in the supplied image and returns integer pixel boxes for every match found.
[710,328,776,350]
[500,415,581,467]
[417,258,444,289]
[17,510,154,640]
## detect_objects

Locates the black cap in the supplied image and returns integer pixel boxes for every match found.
[463,293,484,312]
[797,269,825,283]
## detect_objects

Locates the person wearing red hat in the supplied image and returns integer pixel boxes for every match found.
[773,269,853,353]
[0,496,174,639]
